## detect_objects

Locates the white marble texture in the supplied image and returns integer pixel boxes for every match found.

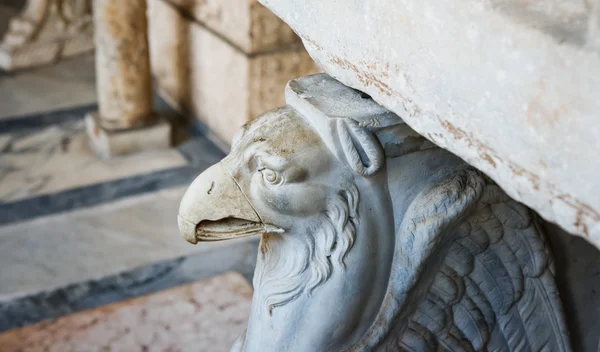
[178,75,571,351]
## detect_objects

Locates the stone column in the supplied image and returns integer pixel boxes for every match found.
[85,0,170,159]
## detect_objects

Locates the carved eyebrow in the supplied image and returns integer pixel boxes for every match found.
[241,143,280,169]
[243,144,288,172]
[243,143,264,169]
[256,153,289,171]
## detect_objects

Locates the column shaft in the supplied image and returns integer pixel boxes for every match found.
[93,0,154,130]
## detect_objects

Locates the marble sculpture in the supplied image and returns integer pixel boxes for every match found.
[178,74,571,351]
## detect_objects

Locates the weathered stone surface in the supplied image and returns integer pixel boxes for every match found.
[93,0,154,130]
[148,0,320,145]
[88,0,172,158]
[0,272,252,352]
[0,0,94,72]
[163,0,301,54]
[248,49,321,124]
[259,0,600,247]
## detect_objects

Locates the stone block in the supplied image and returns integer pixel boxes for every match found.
[85,112,171,159]
[148,0,320,145]
[163,0,300,54]
[0,33,94,71]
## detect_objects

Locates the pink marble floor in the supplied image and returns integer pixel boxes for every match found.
[0,272,252,352]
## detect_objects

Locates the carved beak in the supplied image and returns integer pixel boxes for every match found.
[177,162,282,244]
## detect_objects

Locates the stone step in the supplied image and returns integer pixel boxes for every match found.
[0,272,252,352]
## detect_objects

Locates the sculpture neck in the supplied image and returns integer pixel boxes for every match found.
[241,174,395,352]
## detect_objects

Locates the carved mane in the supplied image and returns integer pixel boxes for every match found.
[252,183,360,314]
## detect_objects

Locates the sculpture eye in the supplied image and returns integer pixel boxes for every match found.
[259,168,283,185]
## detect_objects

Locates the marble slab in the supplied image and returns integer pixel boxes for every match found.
[148,0,320,145]
[0,272,252,352]
[0,118,187,203]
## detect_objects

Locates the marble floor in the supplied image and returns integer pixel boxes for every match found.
[0,186,252,300]
[0,48,254,350]
[0,118,186,203]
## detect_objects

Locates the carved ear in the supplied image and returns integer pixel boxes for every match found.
[336,119,384,176]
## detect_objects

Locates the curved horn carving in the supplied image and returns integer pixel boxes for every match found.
[337,118,385,176]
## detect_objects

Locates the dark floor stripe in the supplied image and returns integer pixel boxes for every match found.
[0,239,259,333]
[0,130,224,226]
[0,88,226,225]
[0,166,198,226]
[0,93,176,134]
[0,103,97,134]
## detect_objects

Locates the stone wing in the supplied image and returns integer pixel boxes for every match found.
[386,183,571,351]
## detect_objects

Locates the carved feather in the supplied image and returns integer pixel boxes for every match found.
[379,167,571,351]
[453,294,489,350]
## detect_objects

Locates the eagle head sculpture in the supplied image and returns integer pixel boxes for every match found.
[178,75,571,351]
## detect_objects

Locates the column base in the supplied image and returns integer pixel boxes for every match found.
[85,112,171,159]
